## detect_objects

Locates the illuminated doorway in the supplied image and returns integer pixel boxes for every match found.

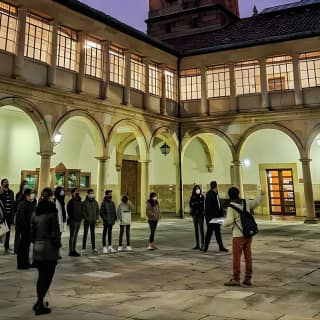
[267,169,296,215]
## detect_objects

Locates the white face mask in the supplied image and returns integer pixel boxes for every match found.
[60,190,65,197]
[152,197,157,201]
[88,194,95,199]
[195,189,201,195]
[30,193,35,201]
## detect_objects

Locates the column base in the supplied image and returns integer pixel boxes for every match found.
[304,218,319,224]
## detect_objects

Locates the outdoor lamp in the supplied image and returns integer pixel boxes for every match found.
[160,142,170,156]
[53,131,63,145]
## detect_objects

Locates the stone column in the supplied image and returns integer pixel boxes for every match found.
[48,20,58,87]
[231,160,244,197]
[160,64,167,115]
[76,32,85,94]
[139,160,150,218]
[200,65,208,115]
[13,7,27,79]
[175,163,183,217]
[259,58,269,109]
[96,156,109,202]
[143,58,150,110]
[292,52,303,106]
[300,158,318,223]
[229,63,237,112]
[123,50,131,105]
[100,41,111,100]
[37,151,54,197]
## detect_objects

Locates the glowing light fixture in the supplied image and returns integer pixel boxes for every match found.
[243,158,251,167]
[53,131,63,145]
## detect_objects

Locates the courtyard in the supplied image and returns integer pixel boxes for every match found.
[0,218,320,320]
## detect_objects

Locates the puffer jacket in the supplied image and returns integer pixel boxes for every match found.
[100,197,117,225]
[146,200,160,221]
[31,199,61,262]
[82,196,99,224]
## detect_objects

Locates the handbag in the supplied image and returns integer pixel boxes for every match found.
[0,221,9,237]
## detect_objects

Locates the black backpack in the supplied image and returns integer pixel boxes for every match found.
[228,199,258,238]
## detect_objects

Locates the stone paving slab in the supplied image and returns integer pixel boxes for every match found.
[0,218,320,320]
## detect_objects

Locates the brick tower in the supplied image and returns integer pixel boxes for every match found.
[147,0,240,41]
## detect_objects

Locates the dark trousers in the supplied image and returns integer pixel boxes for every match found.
[69,221,81,253]
[148,220,158,243]
[4,221,12,250]
[102,223,113,246]
[192,215,204,247]
[204,222,224,250]
[36,261,57,300]
[14,229,20,254]
[82,223,95,250]
[119,225,130,246]
[232,237,253,281]
[17,233,31,269]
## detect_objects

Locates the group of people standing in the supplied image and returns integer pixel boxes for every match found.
[190,180,263,287]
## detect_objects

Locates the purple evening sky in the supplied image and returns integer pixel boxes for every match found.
[80,0,292,32]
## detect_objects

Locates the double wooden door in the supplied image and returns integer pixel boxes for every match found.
[267,169,296,215]
[121,160,138,213]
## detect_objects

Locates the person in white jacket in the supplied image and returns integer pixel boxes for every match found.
[223,186,263,287]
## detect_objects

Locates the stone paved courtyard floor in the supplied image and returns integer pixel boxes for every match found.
[0,217,320,320]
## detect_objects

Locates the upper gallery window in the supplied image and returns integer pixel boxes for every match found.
[57,26,78,71]
[266,56,294,91]
[84,36,103,78]
[131,54,145,92]
[0,1,17,54]
[299,51,320,88]
[180,68,201,100]
[149,63,161,96]
[165,69,177,100]
[235,60,261,95]
[110,46,125,85]
[25,14,52,63]
[206,64,230,98]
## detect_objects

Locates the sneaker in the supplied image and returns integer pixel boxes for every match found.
[103,246,108,254]
[92,249,98,255]
[118,246,123,252]
[219,248,229,252]
[242,279,252,286]
[224,278,240,286]
[192,245,200,250]
[80,250,86,256]
[108,246,116,253]
[74,251,81,257]
[126,246,132,251]
[147,244,154,250]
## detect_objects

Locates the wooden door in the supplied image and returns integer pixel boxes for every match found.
[121,160,138,213]
[267,169,296,215]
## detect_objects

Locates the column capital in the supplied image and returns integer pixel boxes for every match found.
[142,57,151,64]
[102,40,112,47]
[139,160,151,165]
[95,156,110,162]
[232,160,242,166]
[37,151,55,158]
[299,158,312,164]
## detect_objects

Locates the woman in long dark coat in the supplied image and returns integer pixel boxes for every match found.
[16,188,36,269]
[31,187,61,315]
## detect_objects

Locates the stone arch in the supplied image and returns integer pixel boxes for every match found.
[305,123,320,158]
[181,128,236,170]
[107,119,149,161]
[0,96,51,152]
[53,110,106,157]
[237,123,304,158]
[149,127,179,164]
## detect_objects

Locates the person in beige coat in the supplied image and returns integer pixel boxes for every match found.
[146,192,160,250]
[223,187,263,287]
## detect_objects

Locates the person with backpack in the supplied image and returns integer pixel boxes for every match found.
[223,186,263,287]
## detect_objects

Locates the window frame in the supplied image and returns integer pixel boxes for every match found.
[84,36,104,79]
[149,62,161,96]
[299,51,320,88]
[206,64,230,98]
[109,45,125,86]
[130,54,145,92]
[0,1,17,54]
[180,68,201,101]
[165,69,177,101]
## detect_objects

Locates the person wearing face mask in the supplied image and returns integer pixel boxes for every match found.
[81,189,99,255]
[100,190,117,253]
[54,186,67,234]
[14,180,29,253]
[15,188,36,269]
[0,178,15,254]
[66,188,82,257]
[146,192,161,250]
[189,185,205,251]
